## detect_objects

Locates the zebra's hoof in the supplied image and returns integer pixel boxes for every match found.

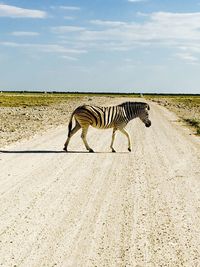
[63,146,68,152]
[112,149,116,153]
[89,149,94,153]
[128,148,131,152]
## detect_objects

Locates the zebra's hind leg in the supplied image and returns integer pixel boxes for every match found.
[63,122,81,151]
[81,127,94,152]
[110,128,117,152]
[119,128,131,152]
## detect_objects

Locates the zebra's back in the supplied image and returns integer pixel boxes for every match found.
[74,104,126,129]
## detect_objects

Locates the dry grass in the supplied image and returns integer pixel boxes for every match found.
[0,92,140,107]
[0,92,81,107]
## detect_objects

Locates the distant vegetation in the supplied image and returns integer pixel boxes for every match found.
[0,91,141,107]
[0,92,82,107]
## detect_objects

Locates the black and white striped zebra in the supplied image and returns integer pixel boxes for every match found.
[63,101,151,152]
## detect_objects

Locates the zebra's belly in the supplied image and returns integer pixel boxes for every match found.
[91,122,113,129]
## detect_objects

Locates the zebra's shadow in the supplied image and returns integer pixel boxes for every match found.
[0,150,66,154]
[0,150,128,154]
[66,150,128,154]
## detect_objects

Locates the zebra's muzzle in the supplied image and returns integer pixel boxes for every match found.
[145,121,151,127]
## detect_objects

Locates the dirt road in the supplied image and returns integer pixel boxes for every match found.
[0,101,200,267]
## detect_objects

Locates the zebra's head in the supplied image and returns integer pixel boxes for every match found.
[139,104,151,127]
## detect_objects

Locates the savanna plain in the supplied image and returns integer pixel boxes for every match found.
[0,92,200,267]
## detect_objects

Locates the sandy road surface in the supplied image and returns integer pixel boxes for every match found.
[0,101,200,267]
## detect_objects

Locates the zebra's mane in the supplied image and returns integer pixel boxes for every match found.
[119,101,148,108]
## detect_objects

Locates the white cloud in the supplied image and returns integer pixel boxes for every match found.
[63,16,75,20]
[59,6,80,11]
[179,44,200,53]
[11,31,40,36]
[0,4,47,18]
[90,20,126,27]
[176,53,199,63]
[50,5,80,11]
[51,12,198,64]
[0,41,87,55]
[61,55,78,61]
[49,12,200,57]
[128,0,147,2]
[73,11,200,57]
[51,26,85,33]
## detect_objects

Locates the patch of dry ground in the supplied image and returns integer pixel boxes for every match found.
[0,98,200,266]
[0,96,112,147]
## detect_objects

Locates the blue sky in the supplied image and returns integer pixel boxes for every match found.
[0,0,200,93]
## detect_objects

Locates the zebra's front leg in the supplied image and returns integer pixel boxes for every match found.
[119,128,132,152]
[110,128,117,152]
[81,127,94,152]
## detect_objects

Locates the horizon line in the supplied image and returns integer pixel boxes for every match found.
[0,90,199,96]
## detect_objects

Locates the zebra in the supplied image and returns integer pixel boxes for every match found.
[63,101,151,152]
